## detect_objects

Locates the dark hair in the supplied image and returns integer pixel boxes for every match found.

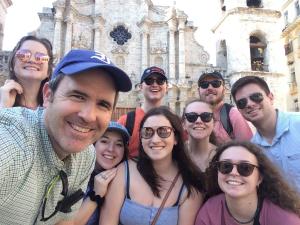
[137,106,205,197]
[206,141,300,216]
[8,35,54,106]
[182,99,218,145]
[231,76,270,101]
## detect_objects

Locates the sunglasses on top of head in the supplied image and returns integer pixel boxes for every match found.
[143,77,166,86]
[16,49,50,64]
[184,112,213,123]
[215,161,259,177]
[140,126,174,139]
[198,80,223,89]
[236,92,264,109]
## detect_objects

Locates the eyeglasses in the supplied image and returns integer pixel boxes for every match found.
[143,77,166,85]
[140,126,174,139]
[198,80,222,89]
[215,161,259,177]
[40,170,84,221]
[16,49,50,64]
[184,112,213,123]
[236,92,264,109]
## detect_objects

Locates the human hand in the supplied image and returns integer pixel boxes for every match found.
[94,168,117,198]
[0,79,23,108]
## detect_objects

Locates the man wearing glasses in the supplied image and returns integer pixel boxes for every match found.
[231,75,300,190]
[0,49,132,224]
[198,71,252,145]
[118,66,168,158]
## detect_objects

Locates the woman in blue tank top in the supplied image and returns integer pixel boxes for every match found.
[99,106,205,225]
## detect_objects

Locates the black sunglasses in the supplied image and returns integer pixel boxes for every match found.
[40,170,84,222]
[198,80,222,89]
[144,77,166,85]
[141,126,174,139]
[215,161,259,177]
[185,112,213,123]
[236,92,264,109]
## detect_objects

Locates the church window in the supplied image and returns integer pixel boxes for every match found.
[284,41,293,55]
[249,36,267,72]
[110,25,132,45]
[246,0,261,8]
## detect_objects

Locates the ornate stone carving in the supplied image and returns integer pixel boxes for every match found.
[72,32,90,49]
[150,41,167,54]
[111,45,129,54]
[110,25,132,45]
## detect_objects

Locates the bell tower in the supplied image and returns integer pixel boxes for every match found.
[214,0,288,109]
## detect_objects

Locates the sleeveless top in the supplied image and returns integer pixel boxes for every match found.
[119,161,185,225]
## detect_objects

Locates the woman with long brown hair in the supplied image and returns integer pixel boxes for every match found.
[195,141,300,225]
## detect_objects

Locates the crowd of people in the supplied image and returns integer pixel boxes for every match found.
[0,35,299,225]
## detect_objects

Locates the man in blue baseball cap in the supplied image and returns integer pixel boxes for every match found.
[0,49,132,224]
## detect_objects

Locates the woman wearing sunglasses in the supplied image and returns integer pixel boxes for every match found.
[183,99,217,172]
[73,121,129,225]
[100,106,205,225]
[0,35,53,109]
[195,141,300,225]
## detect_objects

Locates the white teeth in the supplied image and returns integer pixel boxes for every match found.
[151,146,163,150]
[226,180,243,185]
[70,124,90,133]
[194,127,205,130]
[103,154,114,160]
[24,66,39,71]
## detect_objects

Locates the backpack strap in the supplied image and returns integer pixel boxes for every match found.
[220,103,233,137]
[125,110,136,136]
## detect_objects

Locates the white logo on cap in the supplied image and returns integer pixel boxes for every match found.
[91,52,111,64]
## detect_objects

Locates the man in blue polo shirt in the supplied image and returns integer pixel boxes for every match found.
[231,75,300,190]
[0,50,132,224]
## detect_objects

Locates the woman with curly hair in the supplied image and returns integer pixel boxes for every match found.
[182,99,217,172]
[195,141,300,225]
[100,106,205,225]
[0,35,53,108]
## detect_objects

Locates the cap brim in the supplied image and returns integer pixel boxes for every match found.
[60,62,132,92]
[107,127,130,143]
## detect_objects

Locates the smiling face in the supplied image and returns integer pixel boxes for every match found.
[140,74,168,103]
[141,115,177,162]
[217,146,262,200]
[198,76,225,106]
[95,130,125,170]
[183,101,214,141]
[234,83,274,124]
[13,40,49,82]
[43,69,116,159]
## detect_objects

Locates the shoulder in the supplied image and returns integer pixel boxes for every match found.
[260,199,300,224]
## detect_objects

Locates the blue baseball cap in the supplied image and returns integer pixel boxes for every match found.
[198,71,224,83]
[52,49,132,92]
[106,121,130,145]
[140,66,167,83]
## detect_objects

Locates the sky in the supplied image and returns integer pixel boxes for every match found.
[3,0,219,64]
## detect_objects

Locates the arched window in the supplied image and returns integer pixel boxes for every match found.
[250,35,267,71]
[247,0,262,8]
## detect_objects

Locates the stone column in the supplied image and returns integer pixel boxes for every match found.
[64,15,73,54]
[141,32,148,70]
[93,15,105,52]
[178,18,186,79]
[52,6,64,60]
[168,20,176,80]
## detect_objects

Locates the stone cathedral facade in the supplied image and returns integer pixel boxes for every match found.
[37,0,213,116]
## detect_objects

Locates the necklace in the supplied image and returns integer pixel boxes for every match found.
[225,200,259,224]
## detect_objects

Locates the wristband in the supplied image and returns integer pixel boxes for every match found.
[87,190,104,206]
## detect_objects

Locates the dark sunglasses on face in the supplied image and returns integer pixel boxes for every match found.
[141,126,174,139]
[144,77,166,86]
[215,161,259,177]
[198,80,223,89]
[16,49,50,64]
[236,92,264,109]
[185,112,213,123]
